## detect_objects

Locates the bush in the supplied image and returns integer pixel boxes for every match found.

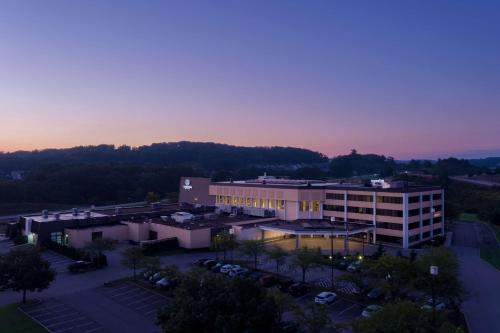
[43,240,83,260]
[141,237,178,255]
[12,234,27,245]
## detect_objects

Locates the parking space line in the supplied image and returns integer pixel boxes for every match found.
[338,303,357,316]
[115,290,152,302]
[127,293,160,306]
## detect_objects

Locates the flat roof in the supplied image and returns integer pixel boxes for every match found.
[259,220,375,235]
[28,212,107,223]
[147,214,265,230]
[211,181,441,193]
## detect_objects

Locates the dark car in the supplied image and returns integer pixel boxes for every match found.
[367,288,383,300]
[211,262,225,273]
[193,258,210,267]
[277,278,294,293]
[259,274,278,287]
[203,260,217,269]
[288,282,310,297]
[68,261,93,274]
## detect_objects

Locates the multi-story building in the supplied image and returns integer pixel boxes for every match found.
[209,176,444,249]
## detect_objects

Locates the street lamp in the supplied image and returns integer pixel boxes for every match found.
[330,230,334,288]
[430,265,439,330]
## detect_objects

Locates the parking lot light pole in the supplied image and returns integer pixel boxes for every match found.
[330,231,334,288]
[430,265,439,331]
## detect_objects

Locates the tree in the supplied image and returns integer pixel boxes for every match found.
[415,247,463,304]
[84,238,115,267]
[145,191,160,203]
[121,246,146,280]
[141,255,161,274]
[157,271,281,333]
[290,246,323,282]
[266,245,288,273]
[353,301,432,333]
[213,231,237,261]
[293,302,337,333]
[367,253,413,297]
[2,248,56,303]
[239,239,265,269]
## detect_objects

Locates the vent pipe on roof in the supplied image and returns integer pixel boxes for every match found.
[54,213,60,221]
[72,208,78,216]
[115,207,122,215]
[42,210,49,219]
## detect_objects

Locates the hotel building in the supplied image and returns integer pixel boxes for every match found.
[209,176,444,249]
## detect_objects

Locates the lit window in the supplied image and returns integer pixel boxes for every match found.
[312,201,320,212]
[253,198,259,208]
[269,199,276,209]
[277,200,285,210]
[232,196,238,205]
[246,198,252,206]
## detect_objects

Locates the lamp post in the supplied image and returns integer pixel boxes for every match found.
[330,231,334,288]
[430,265,439,331]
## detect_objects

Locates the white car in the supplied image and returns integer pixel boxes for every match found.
[314,291,337,304]
[155,277,171,288]
[220,264,240,274]
[361,304,382,318]
[421,299,446,311]
[229,267,249,277]
[347,260,363,272]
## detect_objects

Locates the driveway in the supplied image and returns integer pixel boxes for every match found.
[451,221,500,333]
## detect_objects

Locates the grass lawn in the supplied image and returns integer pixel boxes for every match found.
[458,213,481,222]
[0,303,47,333]
[480,248,500,270]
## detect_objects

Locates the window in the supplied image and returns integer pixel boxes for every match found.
[269,199,276,209]
[409,221,420,230]
[326,193,344,200]
[253,198,259,208]
[50,232,63,244]
[224,196,230,204]
[300,201,310,212]
[377,196,403,204]
[376,234,402,245]
[409,235,420,243]
[312,201,321,212]
[408,196,420,204]
[422,231,431,239]
[433,193,442,201]
[422,195,430,202]
[347,206,373,214]
[260,199,266,209]
[409,208,420,216]
[232,196,238,205]
[91,231,103,241]
[376,209,403,217]
[277,200,285,210]
[423,207,430,214]
[377,222,403,230]
[433,205,442,212]
[347,194,373,202]
[246,198,252,207]
[323,204,344,212]
[238,197,244,205]
[422,219,430,226]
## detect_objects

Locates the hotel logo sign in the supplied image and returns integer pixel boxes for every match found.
[183,179,193,190]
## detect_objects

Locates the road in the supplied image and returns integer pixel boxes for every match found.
[451,221,500,333]
[449,176,500,187]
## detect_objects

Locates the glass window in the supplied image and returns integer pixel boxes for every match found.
[50,232,63,244]
[326,193,344,200]
[269,199,276,209]
[232,196,238,205]
[277,200,285,210]
[312,201,321,212]
[253,198,259,208]
[260,199,266,209]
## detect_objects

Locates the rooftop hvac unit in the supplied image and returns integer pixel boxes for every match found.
[85,211,91,219]
[115,207,122,215]
[42,210,49,219]
[151,202,161,210]
[54,213,60,220]
[90,205,96,211]
[72,208,78,216]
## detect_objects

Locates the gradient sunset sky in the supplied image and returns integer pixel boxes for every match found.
[1,1,499,159]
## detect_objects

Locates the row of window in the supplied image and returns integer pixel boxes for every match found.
[299,201,321,212]
[327,192,441,203]
[377,222,403,231]
[216,195,285,210]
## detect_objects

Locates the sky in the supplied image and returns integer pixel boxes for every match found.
[1,1,499,159]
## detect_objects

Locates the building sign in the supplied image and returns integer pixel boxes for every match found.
[183,179,193,190]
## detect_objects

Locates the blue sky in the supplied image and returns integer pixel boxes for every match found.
[1,1,499,159]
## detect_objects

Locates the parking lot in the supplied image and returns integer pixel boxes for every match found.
[292,289,363,323]
[96,280,169,319]
[19,298,105,333]
[42,250,74,273]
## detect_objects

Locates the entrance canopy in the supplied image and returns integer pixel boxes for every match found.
[259,220,375,237]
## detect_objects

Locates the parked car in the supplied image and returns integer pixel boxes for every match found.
[277,278,294,293]
[361,304,382,318]
[421,298,446,311]
[314,291,337,304]
[367,288,383,300]
[259,274,278,287]
[203,260,217,269]
[155,277,172,288]
[334,260,351,271]
[347,260,363,272]
[149,272,165,284]
[193,258,210,267]
[68,261,93,274]
[229,267,249,277]
[211,262,225,273]
[288,282,310,297]
[247,271,264,281]
[220,264,240,274]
